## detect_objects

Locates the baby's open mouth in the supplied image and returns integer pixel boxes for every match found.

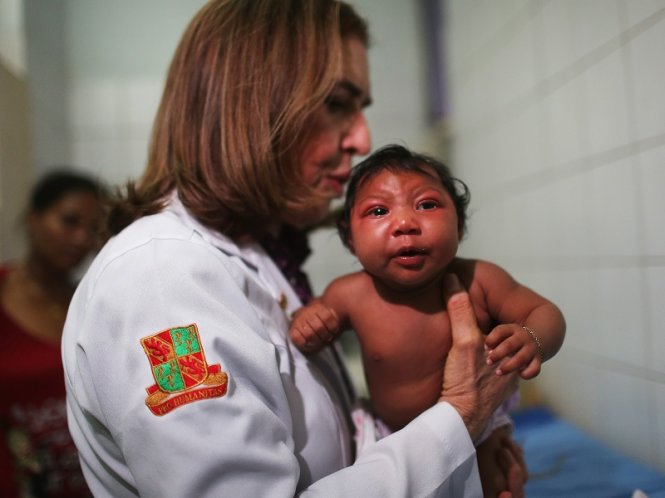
[394,247,427,258]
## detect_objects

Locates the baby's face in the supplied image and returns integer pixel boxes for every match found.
[348,168,459,291]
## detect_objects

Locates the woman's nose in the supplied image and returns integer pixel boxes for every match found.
[342,112,371,156]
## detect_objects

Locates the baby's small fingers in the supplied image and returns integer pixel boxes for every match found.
[309,315,335,343]
[288,326,300,343]
[317,307,339,331]
[487,337,521,364]
[494,348,533,375]
[290,328,312,351]
[299,321,328,350]
[485,324,514,348]
[519,358,541,379]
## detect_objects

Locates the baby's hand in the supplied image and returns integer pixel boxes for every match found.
[485,324,542,379]
[289,299,340,354]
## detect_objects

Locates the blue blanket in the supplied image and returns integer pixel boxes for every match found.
[512,407,665,498]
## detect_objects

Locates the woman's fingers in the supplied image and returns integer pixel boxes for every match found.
[443,274,483,349]
[440,274,518,440]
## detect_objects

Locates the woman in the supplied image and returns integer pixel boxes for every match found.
[62,1,525,496]
[1,170,104,497]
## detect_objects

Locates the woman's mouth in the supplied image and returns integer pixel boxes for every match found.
[322,175,349,197]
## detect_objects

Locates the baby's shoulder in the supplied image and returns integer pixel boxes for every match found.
[327,270,372,296]
[450,257,510,284]
[449,257,519,316]
[321,271,375,319]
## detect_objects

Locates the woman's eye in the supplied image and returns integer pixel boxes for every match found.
[325,97,352,114]
[417,200,439,210]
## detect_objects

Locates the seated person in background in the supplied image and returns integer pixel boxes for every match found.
[0,170,105,498]
[290,144,566,496]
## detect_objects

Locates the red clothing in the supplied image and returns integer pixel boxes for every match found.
[0,266,90,497]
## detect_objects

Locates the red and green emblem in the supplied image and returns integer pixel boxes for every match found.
[140,324,228,416]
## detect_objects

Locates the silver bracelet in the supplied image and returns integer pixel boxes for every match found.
[522,325,544,362]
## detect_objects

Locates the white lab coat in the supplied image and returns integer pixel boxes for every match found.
[62,195,483,497]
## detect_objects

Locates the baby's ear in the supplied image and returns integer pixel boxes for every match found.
[347,236,356,254]
[338,219,355,253]
[457,221,465,241]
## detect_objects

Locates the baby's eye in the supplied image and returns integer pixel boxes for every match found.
[367,206,388,217]
[417,200,439,210]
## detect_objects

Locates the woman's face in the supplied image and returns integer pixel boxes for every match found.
[28,191,104,273]
[287,36,372,229]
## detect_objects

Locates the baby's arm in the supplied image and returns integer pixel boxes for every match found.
[474,260,566,379]
[289,275,355,354]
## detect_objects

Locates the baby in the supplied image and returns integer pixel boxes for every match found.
[289,144,565,455]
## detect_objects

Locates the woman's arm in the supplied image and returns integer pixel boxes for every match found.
[65,237,304,497]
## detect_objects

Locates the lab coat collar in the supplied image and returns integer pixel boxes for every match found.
[164,192,265,272]
[164,191,305,318]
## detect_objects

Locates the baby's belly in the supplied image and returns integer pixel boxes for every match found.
[365,365,444,431]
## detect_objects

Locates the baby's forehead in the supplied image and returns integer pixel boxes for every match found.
[355,165,446,192]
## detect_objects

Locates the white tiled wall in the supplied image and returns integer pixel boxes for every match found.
[446,0,665,473]
[68,77,163,185]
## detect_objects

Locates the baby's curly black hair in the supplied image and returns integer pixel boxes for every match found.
[337,144,470,249]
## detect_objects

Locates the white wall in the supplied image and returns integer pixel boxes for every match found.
[0,0,26,77]
[24,0,68,174]
[445,0,665,473]
[63,0,208,186]
[0,0,31,262]
[0,62,32,262]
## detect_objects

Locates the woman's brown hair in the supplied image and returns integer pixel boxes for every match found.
[108,0,368,238]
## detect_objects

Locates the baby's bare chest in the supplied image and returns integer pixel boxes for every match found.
[353,307,452,364]
[351,296,492,365]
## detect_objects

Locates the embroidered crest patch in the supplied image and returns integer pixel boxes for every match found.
[140,324,228,416]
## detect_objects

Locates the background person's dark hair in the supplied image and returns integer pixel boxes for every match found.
[337,144,470,249]
[28,169,104,214]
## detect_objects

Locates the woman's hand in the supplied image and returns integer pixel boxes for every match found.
[439,274,519,441]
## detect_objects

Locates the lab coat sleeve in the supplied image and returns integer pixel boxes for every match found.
[67,236,302,497]
[65,233,481,498]
[303,402,482,498]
